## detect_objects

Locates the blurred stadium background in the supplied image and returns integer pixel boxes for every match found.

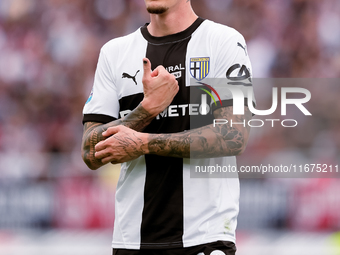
[0,0,340,254]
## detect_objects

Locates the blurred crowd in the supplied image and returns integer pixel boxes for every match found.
[0,0,339,230]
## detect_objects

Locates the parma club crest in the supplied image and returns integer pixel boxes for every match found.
[190,57,210,81]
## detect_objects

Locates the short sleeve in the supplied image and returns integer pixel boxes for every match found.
[214,32,252,79]
[211,31,255,112]
[82,48,119,124]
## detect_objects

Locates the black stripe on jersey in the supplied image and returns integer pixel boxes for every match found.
[140,18,205,249]
[118,93,144,115]
[141,155,184,249]
[82,114,117,124]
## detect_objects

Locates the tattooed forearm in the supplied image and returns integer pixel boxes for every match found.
[81,103,154,170]
[148,132,192,157]
[147,106,252,158]
[123,103,153,130]
[82,122,110,169]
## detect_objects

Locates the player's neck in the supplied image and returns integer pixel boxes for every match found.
[147,4,198,37]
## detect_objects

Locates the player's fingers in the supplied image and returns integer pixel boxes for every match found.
[150,68,158,78]
[95,140,107,152]
[94,148,110,160]
[142,58,152,79]
[173,80,179,92]
[151,65,167,78]
[101,156,115,165]
[102,126,120,137]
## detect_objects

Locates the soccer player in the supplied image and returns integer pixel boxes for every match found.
[81,0,253,254]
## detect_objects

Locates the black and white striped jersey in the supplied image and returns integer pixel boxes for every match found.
[83,18,253,249]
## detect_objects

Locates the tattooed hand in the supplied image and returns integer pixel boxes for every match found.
[81,104,155,170]
[94,125,148,164]
[141,58,179,117]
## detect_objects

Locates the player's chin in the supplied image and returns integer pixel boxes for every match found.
[146,5,169,14]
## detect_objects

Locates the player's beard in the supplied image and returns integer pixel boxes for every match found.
[146,6,169,14]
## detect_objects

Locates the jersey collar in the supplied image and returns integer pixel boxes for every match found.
[141,17,205,44]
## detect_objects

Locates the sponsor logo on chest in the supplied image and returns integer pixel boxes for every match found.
[165,64,185,79]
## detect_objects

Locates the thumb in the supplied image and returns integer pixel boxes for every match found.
[143,58,152,79]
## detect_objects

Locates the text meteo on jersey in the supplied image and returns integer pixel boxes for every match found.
[119,94,211,119]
